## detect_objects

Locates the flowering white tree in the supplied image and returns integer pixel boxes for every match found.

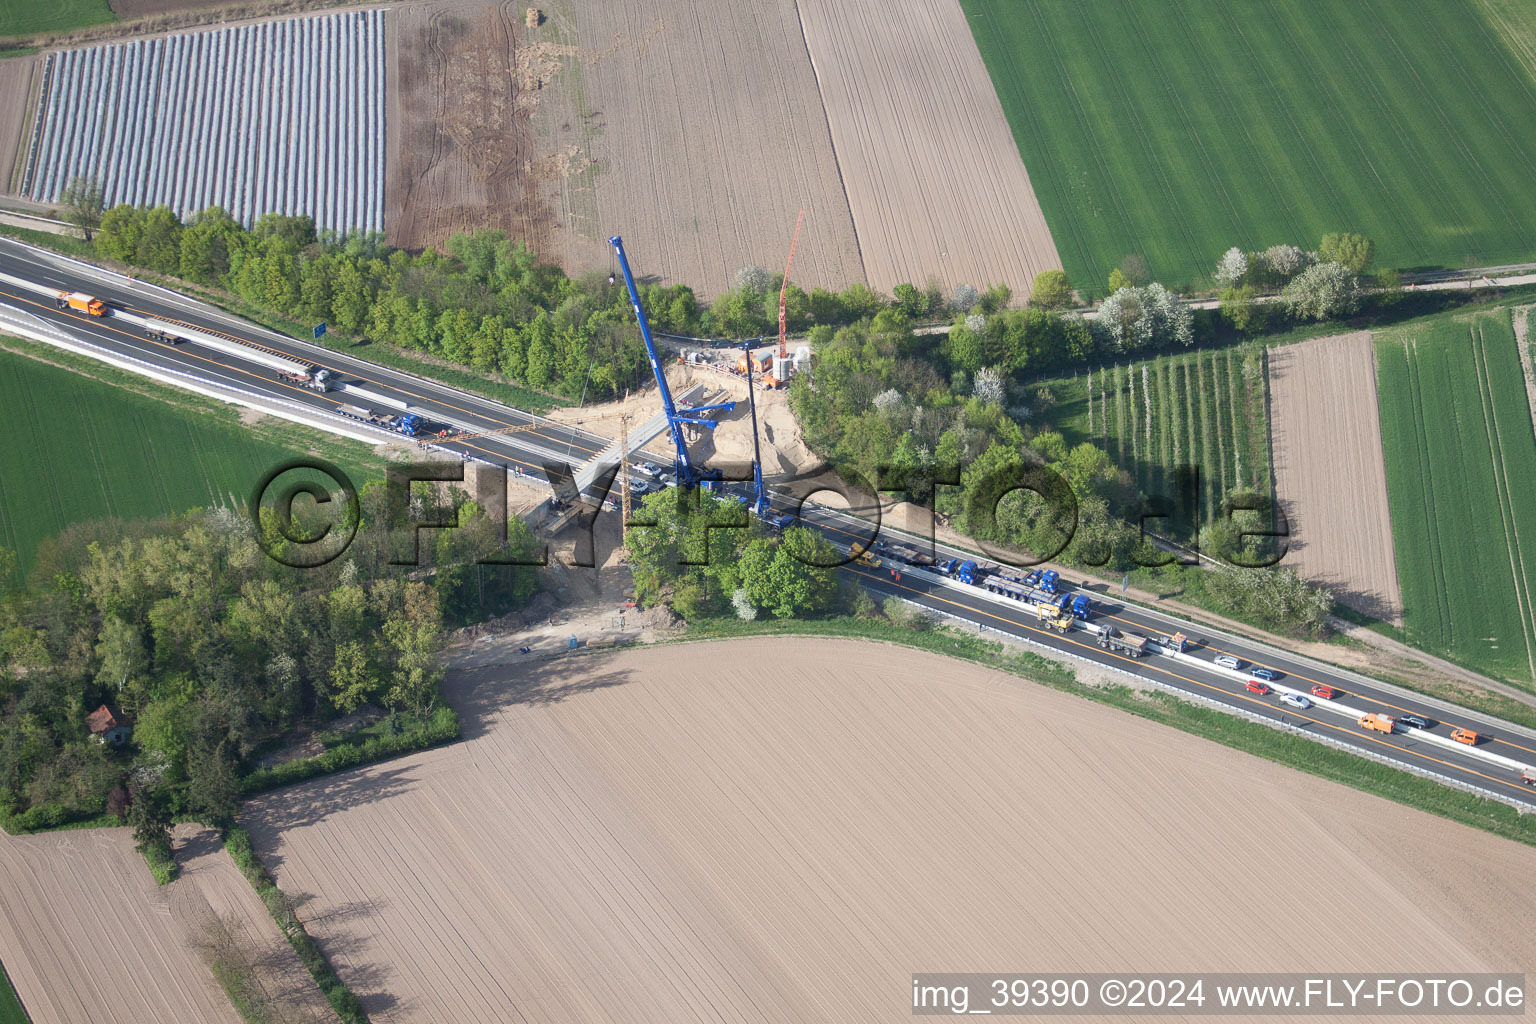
[1259,244,1310,279]
[1281,261,1362,321]
[734,264,771,293]
[964,313,985,332]
[972,366,1005,406]
[731,588,757,621]
[872,388,903,412]
[1095,286,1149,352]
[1214,246,1248,286]
[952,284,980,312]
[1095,283,1192,352]
[1143,282,1194,347]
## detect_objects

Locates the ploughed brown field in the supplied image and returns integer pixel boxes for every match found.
[1270,331,1405,622]
[0,56,38,192]
[0,825,338,1024]
[388,0,865,296]
[526,0,866,296]
[245,638,1535,1023]
[795,0,1062,297]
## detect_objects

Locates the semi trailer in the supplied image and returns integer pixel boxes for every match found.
[280,366,336,392]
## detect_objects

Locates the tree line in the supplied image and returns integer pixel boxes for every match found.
[0,479,540,848]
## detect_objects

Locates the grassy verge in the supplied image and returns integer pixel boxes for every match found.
[132,271,571,415]
[206,956,269,1024]
[684,616,1536,847]
[241,706,460,796]
[0,961,29,1024]
[140,841,179,885]
[0,224,94,259]
[224,827,367,1024]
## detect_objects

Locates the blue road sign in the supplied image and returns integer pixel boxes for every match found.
[313,322,327,339]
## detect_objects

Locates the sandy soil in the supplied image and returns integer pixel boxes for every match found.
[795,0,1062,297]
[245,638,1535,1023]
[525,0,864,297]
[0,827,243,1023]
[0,56,38,195]
[1270,331,1404,623]
[545,360,822,480]
[0,823,340,1023]
[387,0,554,250]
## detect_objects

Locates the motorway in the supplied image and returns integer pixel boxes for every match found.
[0,237,654,484]
[2,235,1535,808]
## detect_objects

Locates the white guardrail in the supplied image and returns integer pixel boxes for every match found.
[865,550,1536,779]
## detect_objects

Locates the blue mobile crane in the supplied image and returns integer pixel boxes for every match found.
[609,236,737,489]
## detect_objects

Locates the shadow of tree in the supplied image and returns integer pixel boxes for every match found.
[240,764,419,855]
[445,655,639,741]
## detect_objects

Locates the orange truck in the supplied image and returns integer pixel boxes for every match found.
[1451,727,1479,745]
[56,291,106,316]
[1358,713,1395,734]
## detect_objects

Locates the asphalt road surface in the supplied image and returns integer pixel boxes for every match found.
[3,236,1534,807]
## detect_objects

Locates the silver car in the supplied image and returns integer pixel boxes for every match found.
[1278,692,1312,710]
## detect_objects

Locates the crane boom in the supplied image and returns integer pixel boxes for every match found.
[778,209,804,360]
[609,236,741,487]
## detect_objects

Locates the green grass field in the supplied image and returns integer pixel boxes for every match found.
[1034,345,1271,532]
[959,0,1536,291]
[1375,308,1536,686]
[0,340,379,579]
[0,0,113,37]
[0,962,27,1024]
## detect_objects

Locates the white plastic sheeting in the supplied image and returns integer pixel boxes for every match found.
[23,10,386,235]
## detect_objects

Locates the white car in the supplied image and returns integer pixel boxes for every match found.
[628,478,651,496]
[1278,692,1312,710]
[638,461,662,478]
[1214,655,1243,671]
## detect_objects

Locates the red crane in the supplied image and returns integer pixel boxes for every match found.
[777,209,804,360]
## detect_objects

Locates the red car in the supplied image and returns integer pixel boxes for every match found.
[1245,680,1271,696]
[1311,684,1338,700]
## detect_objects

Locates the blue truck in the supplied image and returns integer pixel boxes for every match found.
[1071,593,1091,619]
[956,560,982,584]
[396,412,423,437]
[1040,569,1060,593]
